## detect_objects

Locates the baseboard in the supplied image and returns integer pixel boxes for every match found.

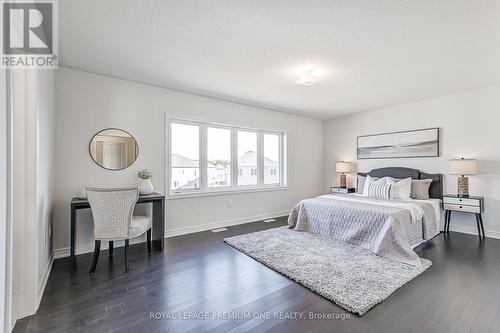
[53,236,146,259]
[165,210,290,237]
[36,251,54,310]
[449,225,500,239]
[53,210,290,259]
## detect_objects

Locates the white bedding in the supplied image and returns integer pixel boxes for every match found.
[288,194,440,266]
[413,198,443,234]
[348,194,442,243]
[346,194,442,246]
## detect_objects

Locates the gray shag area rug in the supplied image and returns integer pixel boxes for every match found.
[224,227,432,315]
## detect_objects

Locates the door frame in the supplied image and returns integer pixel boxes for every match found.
[1,68,12,332]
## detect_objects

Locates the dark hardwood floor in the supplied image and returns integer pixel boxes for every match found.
[13,217,500,333]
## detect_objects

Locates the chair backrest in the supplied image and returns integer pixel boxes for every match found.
[86,188,139,240]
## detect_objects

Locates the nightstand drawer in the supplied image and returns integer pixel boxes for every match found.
[443,197,480,206]
[330,187,355,194]
[444,203,481,214]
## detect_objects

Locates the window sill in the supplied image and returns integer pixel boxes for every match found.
[166,186,288,200]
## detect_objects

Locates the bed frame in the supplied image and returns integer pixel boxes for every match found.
[357,167,443,199]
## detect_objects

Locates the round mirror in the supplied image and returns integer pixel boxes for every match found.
[89,128,139,170]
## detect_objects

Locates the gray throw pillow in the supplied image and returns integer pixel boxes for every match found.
[357,175,366,193]
[410,179,433,200]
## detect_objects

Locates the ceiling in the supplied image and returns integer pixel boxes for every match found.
[59,0,500,119]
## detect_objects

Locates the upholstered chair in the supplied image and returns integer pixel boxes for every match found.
[86,188,152,273]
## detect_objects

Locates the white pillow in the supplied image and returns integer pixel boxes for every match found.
[357,175,380,193]
[386,177,412,200]
[363,175,387,196]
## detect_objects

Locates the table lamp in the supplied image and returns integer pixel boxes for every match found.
[336,161,353,189]
[449,158,477,197]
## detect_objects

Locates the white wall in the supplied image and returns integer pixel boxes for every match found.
[35,70,55,299]
[324,85,500,237]
[9,69,55,323]
[53,67,323,256]
[10,69,37,321]
[1,68,8,333]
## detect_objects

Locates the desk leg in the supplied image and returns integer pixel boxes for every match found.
[443,210,449,233]
[152,198,165,251]
[476,214,485,240]
[479,214,485,239]
[70,206,76,272]
[446,211,452,233]
[474,214,482,240]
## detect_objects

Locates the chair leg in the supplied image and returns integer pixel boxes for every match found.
[147,229,152,253]
[109,241,114,256]
[90,240,101,274]
[124,239,129,272]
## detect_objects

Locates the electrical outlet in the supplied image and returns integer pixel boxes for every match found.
[226,200,232,208]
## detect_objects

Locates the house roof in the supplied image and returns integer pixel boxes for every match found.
[172,154,199,168]
[238,151,278,167]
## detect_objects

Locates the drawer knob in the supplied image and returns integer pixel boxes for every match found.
[459,199,462,201]
[460,206,463,208]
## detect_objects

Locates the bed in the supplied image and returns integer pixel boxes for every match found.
[288,167,443,266]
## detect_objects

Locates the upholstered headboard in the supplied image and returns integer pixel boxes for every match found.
[357,167,443,199]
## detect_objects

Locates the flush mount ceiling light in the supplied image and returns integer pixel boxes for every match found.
[293,68,320,86]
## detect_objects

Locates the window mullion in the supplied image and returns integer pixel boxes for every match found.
[258,132,264,185]
[279,134,283,186]
[281,134,286,186]
[200,125,207,190]
[231,129,238,188]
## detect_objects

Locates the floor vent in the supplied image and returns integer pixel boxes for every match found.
[211,228,228,233]
[263,219,277,223]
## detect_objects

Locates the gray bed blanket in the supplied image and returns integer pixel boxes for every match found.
[288,194,437,266]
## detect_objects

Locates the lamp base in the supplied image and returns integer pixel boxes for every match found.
[457,176,469,197]
[339,174,347,189]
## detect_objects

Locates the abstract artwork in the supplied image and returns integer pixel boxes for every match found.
[357,128,439,159]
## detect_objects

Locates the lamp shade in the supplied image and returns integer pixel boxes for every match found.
[449,158,477,175]
[336,161,353,173]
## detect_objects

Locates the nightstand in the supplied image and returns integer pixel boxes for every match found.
[443,194,485,240]
[330,187,355,195]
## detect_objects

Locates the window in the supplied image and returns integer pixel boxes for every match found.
[238,131,257,186]
[170,123,199,190]
[264,134,280,184]
[169,119,286,195]
[207,127,231,187]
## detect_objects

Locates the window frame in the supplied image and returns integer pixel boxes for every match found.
[167,118,287,198]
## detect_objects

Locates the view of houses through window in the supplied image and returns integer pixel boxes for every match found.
[237,131,258,185]
[170,120,284,193]
[171,123,199,189]
[207,127,231,187]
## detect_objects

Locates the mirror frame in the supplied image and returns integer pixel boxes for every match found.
[88,127,139,171]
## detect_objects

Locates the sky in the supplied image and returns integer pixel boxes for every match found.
[171,123,279,162]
